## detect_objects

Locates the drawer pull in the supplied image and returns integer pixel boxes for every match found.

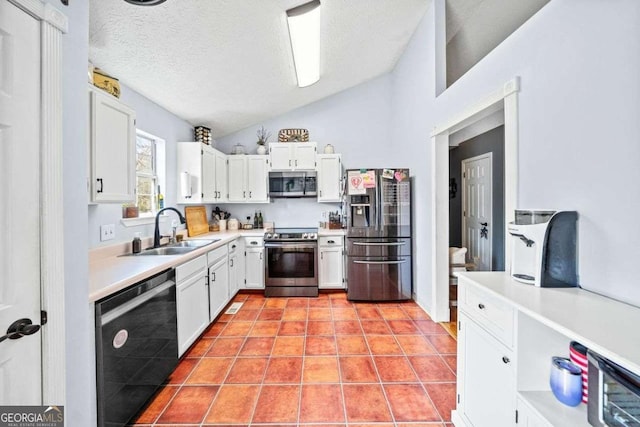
[478,303,485,310]
[502,356,510,364]
[327,240,335,244]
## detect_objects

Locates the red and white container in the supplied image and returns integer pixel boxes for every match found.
[570,341,589,403]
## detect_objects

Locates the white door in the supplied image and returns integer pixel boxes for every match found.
[317,154,342,202]
[214,150,227,202]
[227,156,247,202]
[201,146,216,202]
[319,247,344,289]
[462,153,492,271]
[244,248,264,289]
[293,142,316,170]
[0,0,42,404]
[247,156,268,202]
[269,144,292,170]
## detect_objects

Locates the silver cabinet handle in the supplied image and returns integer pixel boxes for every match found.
[352,241,406,246]
[353,260,407,265]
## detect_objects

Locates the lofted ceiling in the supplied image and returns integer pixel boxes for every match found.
[89,0,549,138]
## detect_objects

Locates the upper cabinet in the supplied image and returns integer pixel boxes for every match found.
[269,142,317,171]
[228,155,269,203]
[177,142,227,204]
[317,154,342,203]
[89,87,136,203]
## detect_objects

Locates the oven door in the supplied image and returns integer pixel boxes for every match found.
[265,242,318,287]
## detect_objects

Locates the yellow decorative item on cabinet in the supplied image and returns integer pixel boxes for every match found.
[92,68,121,98]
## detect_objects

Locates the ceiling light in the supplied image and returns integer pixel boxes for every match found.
[286,0,321,88]
[124,0,167,5]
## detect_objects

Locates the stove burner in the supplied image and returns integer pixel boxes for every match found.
[264,227,318,241]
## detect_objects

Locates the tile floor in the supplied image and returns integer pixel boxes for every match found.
[130,292,457,427]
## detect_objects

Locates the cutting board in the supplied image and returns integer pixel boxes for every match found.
[184,206,209,237]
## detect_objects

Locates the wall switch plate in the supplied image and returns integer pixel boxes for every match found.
[100,224,115,241]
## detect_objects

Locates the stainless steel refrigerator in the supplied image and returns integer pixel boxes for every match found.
[345,168,412,301]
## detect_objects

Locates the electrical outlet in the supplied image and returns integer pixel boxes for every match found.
[100,224,115,241]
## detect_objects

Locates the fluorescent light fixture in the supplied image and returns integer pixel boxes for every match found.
[286,0,321,87]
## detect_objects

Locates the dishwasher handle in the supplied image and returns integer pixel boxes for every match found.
[101,279,175,326]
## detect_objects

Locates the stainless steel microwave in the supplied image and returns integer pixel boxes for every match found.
[268,172,317,198]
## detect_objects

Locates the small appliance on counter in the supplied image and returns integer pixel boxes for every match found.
[507,209,578,287]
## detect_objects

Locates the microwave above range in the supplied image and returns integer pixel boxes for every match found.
[268,171,317,198]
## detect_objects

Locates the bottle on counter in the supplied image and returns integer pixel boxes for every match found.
[132,232,142,254]
[157,185,164,210]
[258,211,263,229]
[253,211,259,229]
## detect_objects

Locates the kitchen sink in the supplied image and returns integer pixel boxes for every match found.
[121,239,220,256]
[169,239,220,248]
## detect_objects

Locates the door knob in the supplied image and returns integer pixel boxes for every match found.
[0,318,41,344]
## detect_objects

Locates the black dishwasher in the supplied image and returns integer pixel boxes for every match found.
[95,268,178,427]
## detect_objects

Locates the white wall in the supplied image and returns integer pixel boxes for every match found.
[87,83,193,247]
[393,0,640,308]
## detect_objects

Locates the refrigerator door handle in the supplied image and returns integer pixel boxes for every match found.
[352,242,406,246]
[376,172,382,231]
[353,260,408,265]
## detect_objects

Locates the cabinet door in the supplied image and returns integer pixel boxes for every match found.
[177,142,203,204]
[177,274,209,356]
[317,154,342,202]
[269,144,292,170]
[459,313,515,427]
[90,89,136,203]
[227,156,246,202]
[201,146,216,202]
[214,150,228,202]
[247,155,269,202]
[229,253,238,298]
[245,247,264,289]
[209,258,229,321]
[319,247,344,289]
[294,142,316,170]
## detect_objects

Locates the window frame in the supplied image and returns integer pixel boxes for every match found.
[135,130,166,218]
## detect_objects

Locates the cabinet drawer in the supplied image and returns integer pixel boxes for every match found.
[207,245,228,265]
[228,239,240,255]
[176,254,207,283]
[460,281,515,347]
[319,236,343,247]
[244,236,264,247]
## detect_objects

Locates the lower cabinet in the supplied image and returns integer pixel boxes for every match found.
[319,236,344,289]
[176,255,209,357]
[207,245,229,321]
[243,236,264,289]
[228,239,244,298]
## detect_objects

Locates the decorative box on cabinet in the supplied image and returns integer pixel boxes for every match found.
[177,142,227,204]
[269,142,316,171]
[89,86,136,203]
[227,155,269,203]
[317,154,342,202]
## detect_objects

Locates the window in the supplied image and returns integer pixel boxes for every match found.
[135,130,166,216]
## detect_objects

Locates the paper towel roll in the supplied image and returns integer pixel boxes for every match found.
[180,171,192,198]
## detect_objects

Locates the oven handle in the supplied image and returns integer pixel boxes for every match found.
[596,356,640,397]
[353,259,408,265]
[265,242,318,249]
[352,241,406,246]
[101,280,175,326]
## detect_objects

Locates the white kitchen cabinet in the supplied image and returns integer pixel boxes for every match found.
[89,87,136,203]
[243,236,264,289]
[227,155,269,203]
[177,142,227,204]
[207,245,229,321]
[317,154,342,202]
[228,239,244,298]
[319,236,344,289]
[176,255,209,357]
[269,142,317,171]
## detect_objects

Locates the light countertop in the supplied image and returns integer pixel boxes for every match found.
[317,228,346,236]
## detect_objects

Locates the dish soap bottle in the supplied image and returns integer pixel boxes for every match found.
[132,232,142,254]
[157,185,164,210]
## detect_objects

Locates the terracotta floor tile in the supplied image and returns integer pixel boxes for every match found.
[203,322,226,338]
[286,298,309,308]
[334,320,362,335]
[156,385,219,424]
[239,337,275,356]
[249,321,280,336]
[305,336,337,355]
[216,313,234,323]
[427,334,458,354]
[396,335,437,355]
[361,320,392,335]
[374,356,419,383]
[307,321,334,335]
[342,384,392,422]
[226,357,268,383]
[282,307,308,321]
[330,297,353,308]
[415,319,447,334]
[308,297,331,307]
[183,338,214,358]
[252,385,300,423]
[332,307,358,320]
[219,321,253,337]
[409,356,456,382]
[204,384,260,424]
[378,306,409,320]
[242,298,266,309]
[131,385,178,424]
[336,335,369,355]
[356,307,383,320]
[308,307,332,320]
[300,384,345,423]
[264,357,303,383]
[384,384,440,422]
[404,306,432,320]
[258,308,284,320]
[302,356,340,383]
[186,357,233,384]
[366,335,403,355]
[339,356,379,382]
[206,337,244,357]
[442,355,457,374]
[166,358,197,384]
[278,320,306,335]
[424,382,457,422]
[231,308,259,321]
[388,319,421,334]
[272,336,305,356]
[264,298,288,308]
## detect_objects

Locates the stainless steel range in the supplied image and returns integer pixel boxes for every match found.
[264,228,319,297]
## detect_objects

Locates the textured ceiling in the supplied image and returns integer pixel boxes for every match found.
[89,0,430,137]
